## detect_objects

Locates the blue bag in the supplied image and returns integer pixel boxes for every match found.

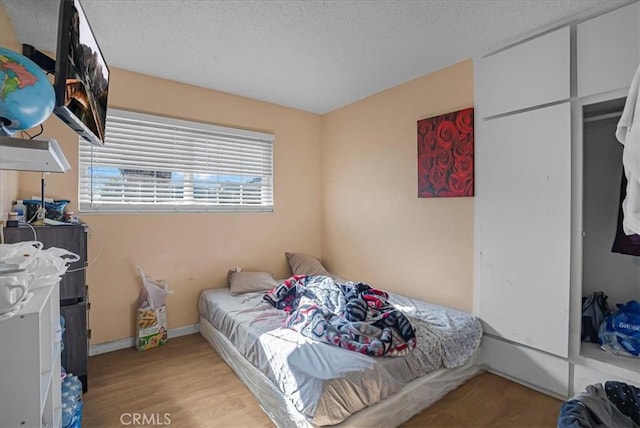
[599,300,640,357]
[23,199,70,222]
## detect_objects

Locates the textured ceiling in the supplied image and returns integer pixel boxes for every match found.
[1,0,632,114]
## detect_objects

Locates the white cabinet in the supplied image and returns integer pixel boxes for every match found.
[0,283,62,428]
[475,1,640,400]
[577,2,640,98]
[475,102,572,358]
[482,336,569,396]
[475,26,570,118]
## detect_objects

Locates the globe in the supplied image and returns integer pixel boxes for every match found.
[0,47,55,135]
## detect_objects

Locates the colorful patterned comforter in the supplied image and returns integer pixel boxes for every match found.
[263,275,417,357]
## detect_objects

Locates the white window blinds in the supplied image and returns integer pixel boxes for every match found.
[79,109,274,213]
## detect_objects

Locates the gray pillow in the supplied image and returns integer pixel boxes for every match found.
[228,270,278,296]
[285,252,331,276]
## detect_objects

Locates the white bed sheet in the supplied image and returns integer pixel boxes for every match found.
[200,316,482,428]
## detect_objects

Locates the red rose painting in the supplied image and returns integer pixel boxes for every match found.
[417,107,474,198]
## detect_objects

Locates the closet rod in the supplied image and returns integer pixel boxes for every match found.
[583,111,623,123]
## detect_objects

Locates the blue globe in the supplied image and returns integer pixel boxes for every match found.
[0,47,55,134]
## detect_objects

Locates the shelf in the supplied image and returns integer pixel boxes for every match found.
[580,342,640,379]
[3,225,89,396]
[0,136,71,173]
[0,283,61,428]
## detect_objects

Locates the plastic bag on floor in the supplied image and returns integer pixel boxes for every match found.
[136,267,172,351]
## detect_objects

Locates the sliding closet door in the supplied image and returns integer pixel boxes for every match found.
[476,102,572,358]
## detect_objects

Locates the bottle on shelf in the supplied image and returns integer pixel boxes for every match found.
[11,200,26,223]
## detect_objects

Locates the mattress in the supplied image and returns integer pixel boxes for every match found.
[198,287,482,426]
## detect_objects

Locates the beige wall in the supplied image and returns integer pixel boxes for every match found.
[2,3,475,345]
[1,6,323,344]
[321,60,474,312]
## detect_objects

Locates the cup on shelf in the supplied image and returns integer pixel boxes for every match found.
[0,273,28,315]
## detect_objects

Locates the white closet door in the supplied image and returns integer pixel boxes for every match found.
[577,1,640,98]
[476,102,571,358]
[475,27,569,118]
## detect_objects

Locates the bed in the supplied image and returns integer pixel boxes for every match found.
[198,270,483,427]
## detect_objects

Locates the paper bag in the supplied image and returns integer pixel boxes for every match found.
[136,267,172,351]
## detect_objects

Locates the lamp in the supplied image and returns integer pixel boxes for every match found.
[0,136,71,173]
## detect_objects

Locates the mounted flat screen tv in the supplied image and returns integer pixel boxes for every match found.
[53,0,109,146]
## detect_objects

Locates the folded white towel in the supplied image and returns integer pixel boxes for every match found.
[616,64,640,236]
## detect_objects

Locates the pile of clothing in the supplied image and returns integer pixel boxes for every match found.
[558,381,639,428]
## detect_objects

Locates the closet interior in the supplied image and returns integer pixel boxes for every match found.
[580,97,640,371]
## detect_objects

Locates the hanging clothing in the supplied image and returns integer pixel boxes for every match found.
[616,64,640,236]
[612,173,640,256]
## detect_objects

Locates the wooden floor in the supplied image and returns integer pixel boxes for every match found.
[83,334,562,427]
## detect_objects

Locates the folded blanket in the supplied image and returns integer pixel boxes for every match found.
[264,275,416,356]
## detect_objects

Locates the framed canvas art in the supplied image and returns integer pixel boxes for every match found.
[417,107,474,198]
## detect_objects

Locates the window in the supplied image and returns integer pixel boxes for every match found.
[79,109,274,213]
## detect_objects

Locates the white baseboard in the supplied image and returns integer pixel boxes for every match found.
[89,336,135,356]
[167,323,200,339]
[89,323,200,356]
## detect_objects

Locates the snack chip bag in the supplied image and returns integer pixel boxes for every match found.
[136,267,172,351]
